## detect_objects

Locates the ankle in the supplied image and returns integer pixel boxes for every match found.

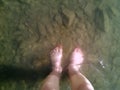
[52,66,62,74]
[68,64,80,74]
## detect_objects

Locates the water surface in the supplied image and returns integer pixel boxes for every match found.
[0,0,120,90]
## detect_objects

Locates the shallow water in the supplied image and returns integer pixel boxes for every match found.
[0,0,120,90]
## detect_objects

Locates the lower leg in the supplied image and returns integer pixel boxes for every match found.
[41,45,63,90]
[68,48,94,90]
[68,66,94,90]
[41,67,62,90]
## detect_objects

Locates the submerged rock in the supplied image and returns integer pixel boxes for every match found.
[94,8,105,32]
[60,8,76,27]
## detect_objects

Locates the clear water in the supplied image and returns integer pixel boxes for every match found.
[0,0,120,90]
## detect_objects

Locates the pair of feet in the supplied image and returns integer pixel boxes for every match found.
[50,45,84,73]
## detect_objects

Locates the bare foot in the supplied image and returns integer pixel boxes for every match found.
[50,45,63,73]
[69,47,84,72]
[70,47,84,65]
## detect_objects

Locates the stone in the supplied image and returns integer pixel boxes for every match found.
[60,8,76,27]
[94,8,105,32]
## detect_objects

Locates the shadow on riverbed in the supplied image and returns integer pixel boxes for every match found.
[0,65,67,81]
[0,65,52,82]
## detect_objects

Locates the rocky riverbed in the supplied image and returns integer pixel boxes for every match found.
[0,0,120,90]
